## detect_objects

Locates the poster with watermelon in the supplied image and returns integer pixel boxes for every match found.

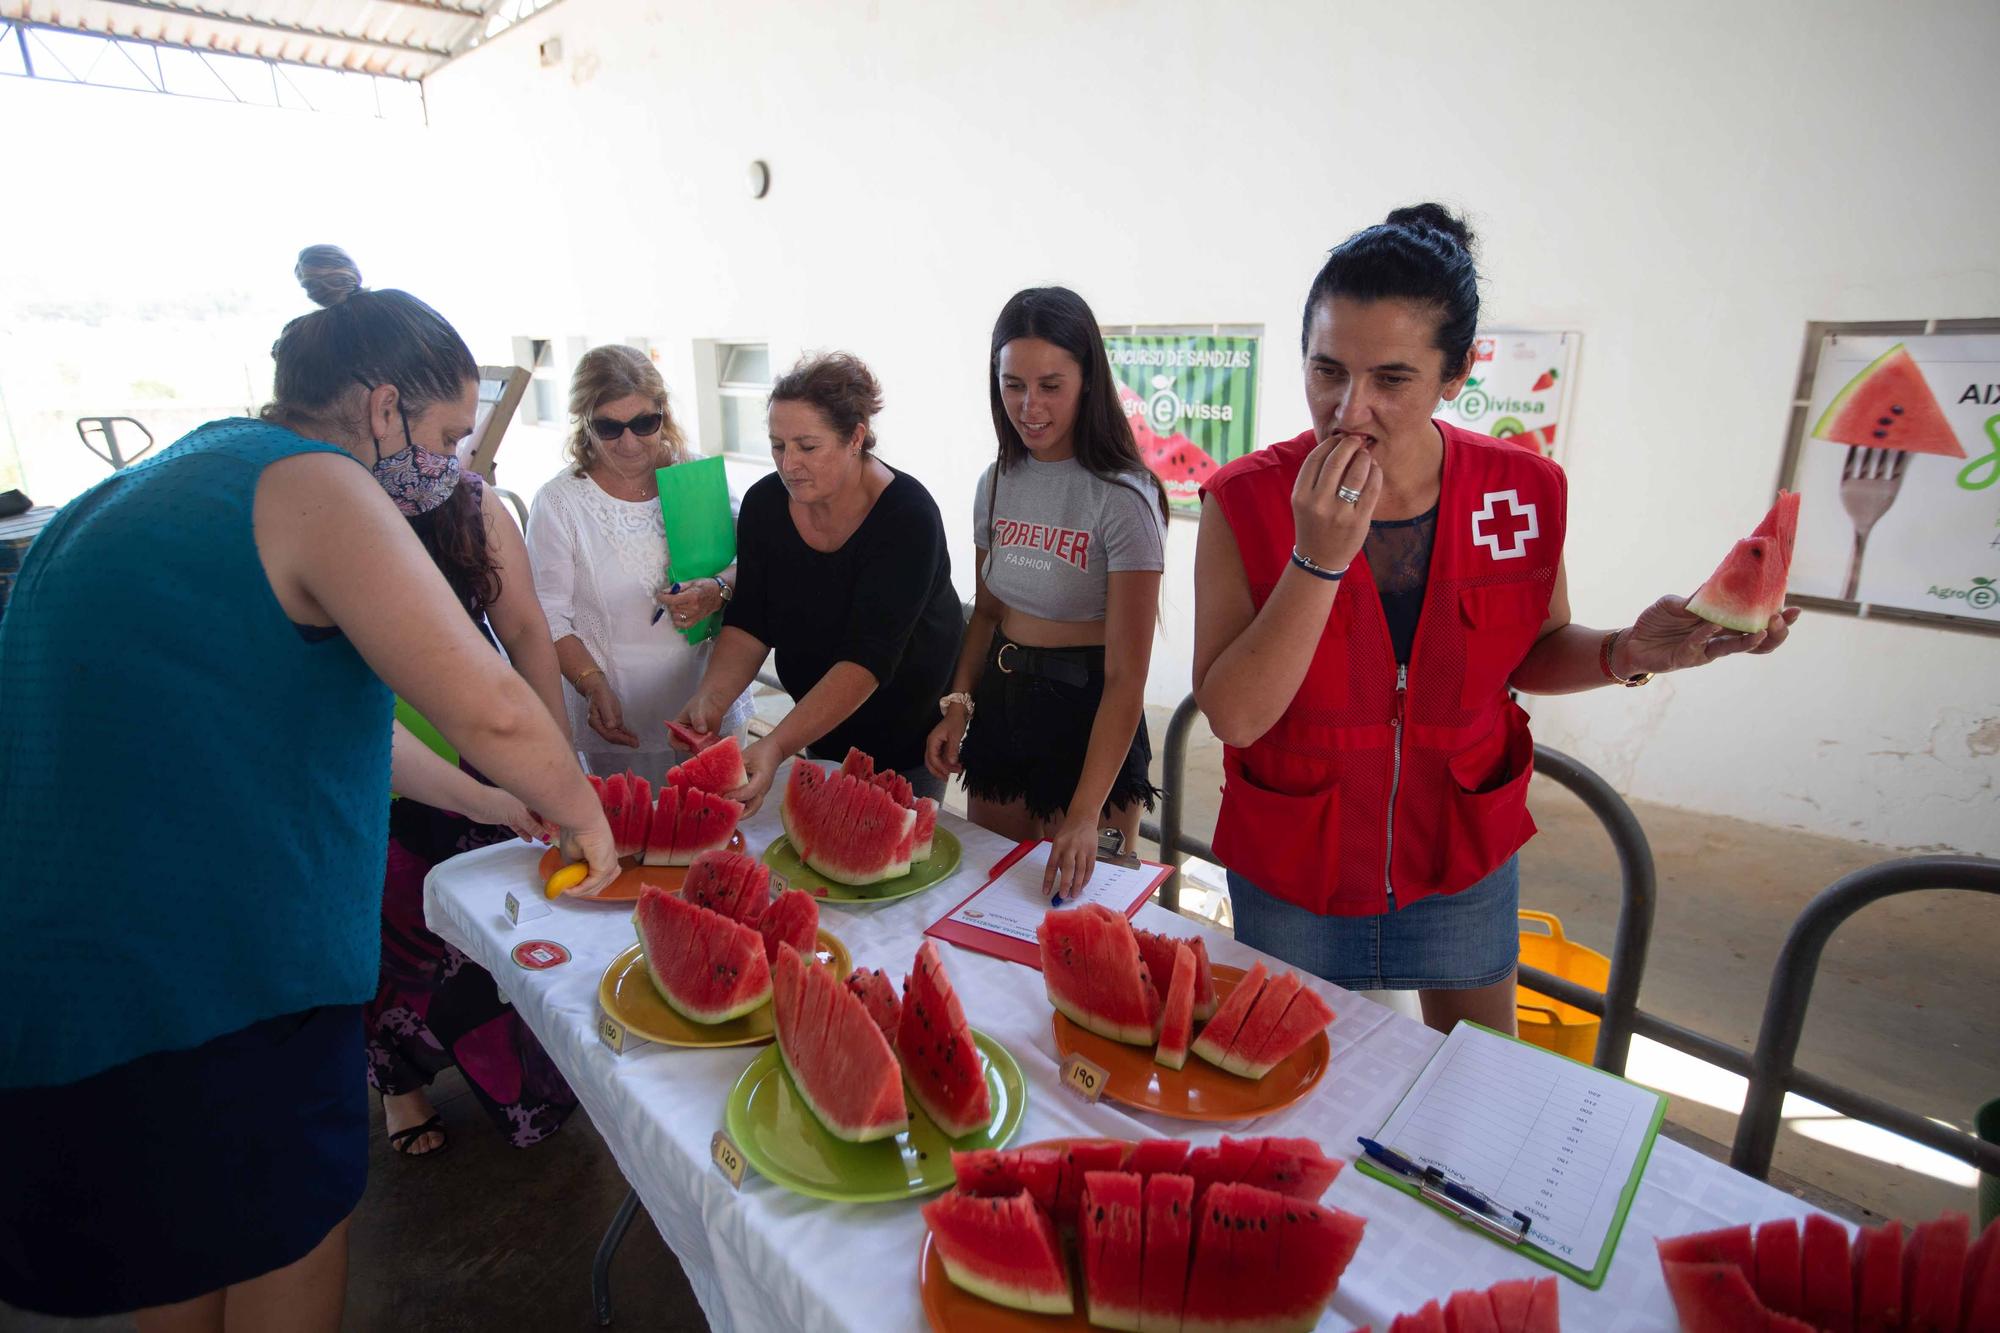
[1102,333,1259,515]
[1785,332,2000,629]
[1433,328,1579,462]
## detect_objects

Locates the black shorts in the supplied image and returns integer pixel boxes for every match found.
[0,1005,367,1317]
[958,633,1162,823]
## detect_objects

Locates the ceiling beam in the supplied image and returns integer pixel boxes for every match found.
[359,0,487,20]
[86,0,455,57]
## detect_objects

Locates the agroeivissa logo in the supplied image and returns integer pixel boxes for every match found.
[1927,575,1998,611]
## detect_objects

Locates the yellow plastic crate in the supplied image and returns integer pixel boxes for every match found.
[1516,910,1609,1063]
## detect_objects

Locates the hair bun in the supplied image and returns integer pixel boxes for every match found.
[295,244,363,308]
[1384,203,1475,254]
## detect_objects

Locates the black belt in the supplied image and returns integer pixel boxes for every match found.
[992,638,1097,687]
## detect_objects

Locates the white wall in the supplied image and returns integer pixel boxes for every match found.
[421,0,2000,856]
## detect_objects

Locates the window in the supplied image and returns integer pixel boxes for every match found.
[512,337,562,426]
[716,342,772,456]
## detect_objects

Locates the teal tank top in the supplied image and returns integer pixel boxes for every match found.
[0,419,393,1087]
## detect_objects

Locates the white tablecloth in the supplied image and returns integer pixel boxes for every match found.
[425,776,1818,1332]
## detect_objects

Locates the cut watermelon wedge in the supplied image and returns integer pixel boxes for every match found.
[1137,1172,1195,1333]
[1901,1212,1969,1333]
[1181,1181,1363,1333]
[780,761,918,884]
[1811,343,1965,458]
[1154,943,1195,1070]
[755,888,817,967]
[1136,929,1219,1022]
[666,735,747,794]
[844,967,901,1046]
[1688,491,1798,633]
[1388,1301,1448,1333]
[1853,1219,1904,1333]
[950,1146,1063,1212]
[897,940,993,1139]
[1038,905,1161,1045]
[633,886,770,1024]
[664,718,721,753]
[1442,1288,1500,1333]
[1123,1139,1191,1177]
[1800,1211,1855,1333]
[770,943,907,1143]
[1754,1217,1804,1319]
[1081,1171,1145,1332]
[922,1188,1072,1315]
[1964,1216,2000,1332]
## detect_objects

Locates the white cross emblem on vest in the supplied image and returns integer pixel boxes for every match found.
[1471,489,1539,561]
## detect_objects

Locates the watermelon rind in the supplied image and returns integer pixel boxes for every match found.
[633,888,771,1024]
[922,1188,1073,1316]
[1687,535,1785,633]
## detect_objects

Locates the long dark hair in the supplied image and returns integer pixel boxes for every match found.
[987,287,1169,526]
[266,245,497,616]
[1300,203,1481,377]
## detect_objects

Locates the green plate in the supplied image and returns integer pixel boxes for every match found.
[760,827,962,904]
[723,1028,1024,1202]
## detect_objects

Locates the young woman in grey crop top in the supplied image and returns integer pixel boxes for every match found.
[925,287,1170,899]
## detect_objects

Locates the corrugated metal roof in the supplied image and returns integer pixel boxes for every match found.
[0,0,527,79]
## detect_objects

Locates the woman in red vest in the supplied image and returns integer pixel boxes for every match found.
[1194,204,1795,1036]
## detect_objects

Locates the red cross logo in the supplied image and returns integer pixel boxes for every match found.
[1471,490,1539,561]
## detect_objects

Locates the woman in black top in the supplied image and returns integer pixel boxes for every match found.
[676,352,960,813]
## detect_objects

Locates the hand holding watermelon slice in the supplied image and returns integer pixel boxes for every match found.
[1613,492,1801,677]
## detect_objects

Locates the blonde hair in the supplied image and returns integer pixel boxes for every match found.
[565,344,688,476]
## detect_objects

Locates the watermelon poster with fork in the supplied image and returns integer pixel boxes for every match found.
[1785,332,2000,628]
[1103,333,1260,515]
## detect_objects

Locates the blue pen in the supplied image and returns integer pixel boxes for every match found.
[1357,1138,1532,1243]
[652,580,681,626]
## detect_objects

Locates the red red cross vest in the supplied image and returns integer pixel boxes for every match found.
[1203,421,1568,916]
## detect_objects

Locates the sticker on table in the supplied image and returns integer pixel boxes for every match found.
[511,939,571,970]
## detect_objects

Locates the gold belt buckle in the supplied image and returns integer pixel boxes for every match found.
[995,641,1018,674]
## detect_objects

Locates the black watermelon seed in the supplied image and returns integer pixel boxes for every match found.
[1892,405,1905,414]
[1878,416,1893,426]
[1874,430,1887,439]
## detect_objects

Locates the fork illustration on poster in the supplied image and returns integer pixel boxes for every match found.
[1837,446,1910,600]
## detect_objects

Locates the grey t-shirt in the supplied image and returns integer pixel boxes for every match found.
[973,456,1167,622]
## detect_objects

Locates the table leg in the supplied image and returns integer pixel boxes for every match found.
[591,1187,642,1325]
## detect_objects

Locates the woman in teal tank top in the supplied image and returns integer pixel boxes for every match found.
[0,248,620,1328]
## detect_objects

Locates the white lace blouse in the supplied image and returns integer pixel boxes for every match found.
[524,467,752,784]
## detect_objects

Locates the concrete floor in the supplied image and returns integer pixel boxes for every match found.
[6,699,1990,1333]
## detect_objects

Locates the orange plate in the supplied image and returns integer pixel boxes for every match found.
[917,1136,1117,1333]
[1048,964,1330,1122]
[536,831,747,904]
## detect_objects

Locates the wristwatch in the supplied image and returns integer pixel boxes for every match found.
[711,574,733,605]
[1600,629,1654,688]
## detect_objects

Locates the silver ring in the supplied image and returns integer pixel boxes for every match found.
[1337,485,1363,504]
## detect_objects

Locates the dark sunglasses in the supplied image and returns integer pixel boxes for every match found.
[589,411,665,442]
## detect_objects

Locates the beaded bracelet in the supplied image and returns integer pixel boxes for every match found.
[1290,548,1347,581]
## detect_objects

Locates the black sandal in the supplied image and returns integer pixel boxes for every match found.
[386,1113,448,1157]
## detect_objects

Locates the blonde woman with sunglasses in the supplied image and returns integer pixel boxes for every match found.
[525,346,753,784]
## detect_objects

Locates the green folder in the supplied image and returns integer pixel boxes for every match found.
[656,455,735,645]
[1354,1021,1667,1289]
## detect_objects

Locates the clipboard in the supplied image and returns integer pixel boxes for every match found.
[656,456,735,645]
[925,839,1172,968]
[1354,1021,1666,1289]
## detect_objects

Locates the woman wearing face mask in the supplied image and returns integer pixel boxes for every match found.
[675,352,960,814]
[925,287,1169,901]
[0,247,616,1330]
[525,346,754,786]
[1195,205,1795,1036]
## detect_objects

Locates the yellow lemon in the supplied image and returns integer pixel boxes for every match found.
[544,862,588,899]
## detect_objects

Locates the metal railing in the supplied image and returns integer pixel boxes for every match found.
[1731,855,2000,1180]
[1137,694,1657,1075]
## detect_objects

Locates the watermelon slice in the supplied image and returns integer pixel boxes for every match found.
[1213,971,1299,1076]
[1811,343,1965,457]
[1054,1142,1130,1229]
[1188,962,1267,1072]
[1388,1301,1448,1333]
[672,788,743,864]
[756,888,818,967]
[844,967,901,1046]
[1853,1219,1904,1333]
[1964,1216,2000,1332]
[1687,491,1798,633]
[632,885,770,1024]
[1181,1181,1363,1333]
[1755,1217,1804,1319]
[1442,1288,1500,1333]
[1137,1172,1195,1333]
[950,1146,1063,1212]
[922,1188,1072,1316]
[909,797,938,863]
[1801,1211,1856,1333]
[1155,943,1196,1070]
[1901,1212,1969,1333]
[665,735,747,794]
[1136,928,1219,1022]
[897,941,993,1139]
[1038,905,1161,1045]
[1237,1137,1342,1201]
[1661,1261,1783,1333]
[627,776,653,857]
[1081,1171,1145,1331]
[1659,1224,1757,1274]
[770,943,907,1142]
[641,783,679,866]
[682,848,770,922]
[664,718,721,753]
[601,773,638,857]
[1521,1276,1560,1333]
[839,746,876,779]
[1122,1138,1192,1177]
[780,761,918,884]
